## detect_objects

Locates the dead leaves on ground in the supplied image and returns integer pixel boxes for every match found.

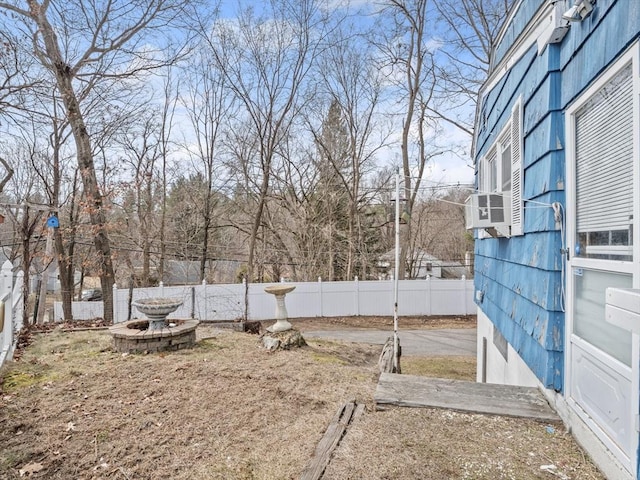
[18,462,44,477]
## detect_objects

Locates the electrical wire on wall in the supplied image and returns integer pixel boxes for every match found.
[551,202,567,313]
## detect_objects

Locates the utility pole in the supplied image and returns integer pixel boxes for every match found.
[393,169,401,373]
[36,227,54,324]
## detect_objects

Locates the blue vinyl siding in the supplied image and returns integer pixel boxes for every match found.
[525,191,565,233]
[561,0,640,109]
[493,0,548,67]
[475,15,565,389]
[474,0,640,391]
[476,2,640,476]
[476,46,537,159]
[524,116,564,171]
[476,279,564,387]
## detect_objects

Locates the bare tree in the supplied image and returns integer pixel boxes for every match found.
[260,138,320,282]
[430,0,510,135]
[164,172,211,263]
[182,46,232,282]
[0,157,14,194]
[157,69,180,283]
[310,23,390,280]
[0,0,200,321]
[374,0,510,278]
[0,138,47,325]
[376,0,443,278]
[0,29,43,120]
[26,92,82,321]
[201,0,325,317]
[117,112,163,286]
[409,186,472,275]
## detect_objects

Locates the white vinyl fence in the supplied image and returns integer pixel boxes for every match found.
[0,261,25,368]
[55,278,475,323]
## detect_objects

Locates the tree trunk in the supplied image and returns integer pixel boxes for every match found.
[54,227,73,321]
[328,221,334,281]
[159,194,167,283]
[33,6,116,321]
[36,230,53,324]
[21,226,31,327]
[142,241,150,286]
[244,174,270,320]
[200,193,211,283]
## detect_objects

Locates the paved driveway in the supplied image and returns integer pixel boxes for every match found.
[303,328,477,356]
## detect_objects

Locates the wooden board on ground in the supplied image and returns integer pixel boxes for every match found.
[300,400,364,480]
[375,373,559,422]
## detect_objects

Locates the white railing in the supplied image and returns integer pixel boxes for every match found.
[54,277,476,323]
[0,260,24,368]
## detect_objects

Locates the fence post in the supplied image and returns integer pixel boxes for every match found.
[463,276,473,315]
[242,278,248,321]
[191,286,196,319]
[201,280,206,321]
[159,281,164,297]
[461,275,466,315]
[318,277,323,317]
[14,270,24,332]
[1,260,13,359]
[113,283,118,323]
[426,275,432,315]
[354,276,359,316]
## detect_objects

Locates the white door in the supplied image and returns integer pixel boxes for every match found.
[565,45,640,477]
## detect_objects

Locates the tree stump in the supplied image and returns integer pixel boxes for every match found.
[244,321,262,334]
[260,329,306,351]
[379,336,401,374]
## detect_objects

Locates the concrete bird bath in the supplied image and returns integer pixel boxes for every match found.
[264,285,296,332]
[109,297,199,353]
[260,284,305,351]
[132,297,184,330]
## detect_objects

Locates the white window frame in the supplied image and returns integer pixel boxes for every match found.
[566,47,639,274]
[565,41,640,475]
[477,98,524,237]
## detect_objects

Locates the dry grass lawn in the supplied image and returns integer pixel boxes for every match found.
[0,321,605,480]
[401,355,476,380]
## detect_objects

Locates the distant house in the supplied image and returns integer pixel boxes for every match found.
[377,249,470,279]
[161,260,201,285]
[467,1,639,479]
[29,266,81,294]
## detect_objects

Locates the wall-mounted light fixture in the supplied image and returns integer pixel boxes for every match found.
[562,0,595,22]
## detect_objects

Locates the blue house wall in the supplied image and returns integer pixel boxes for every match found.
[474,0,640,392]
[475,2,566,391]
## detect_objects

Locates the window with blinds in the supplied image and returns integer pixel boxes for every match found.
[575,63,634,260]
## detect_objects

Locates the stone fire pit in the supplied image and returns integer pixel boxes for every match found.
[109,297,199,353]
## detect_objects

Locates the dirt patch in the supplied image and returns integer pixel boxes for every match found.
[288,314,477,332]
[0,322,605,480]
[324,408,604,480]
[28,318,112,332]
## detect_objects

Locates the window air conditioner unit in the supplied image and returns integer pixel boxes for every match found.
[465,193,512,234]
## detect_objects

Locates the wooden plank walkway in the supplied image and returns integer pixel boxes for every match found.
[375,373,559,422]
[300,400,365,480]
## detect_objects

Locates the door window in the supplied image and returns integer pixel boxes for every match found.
[573,269,632,366]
